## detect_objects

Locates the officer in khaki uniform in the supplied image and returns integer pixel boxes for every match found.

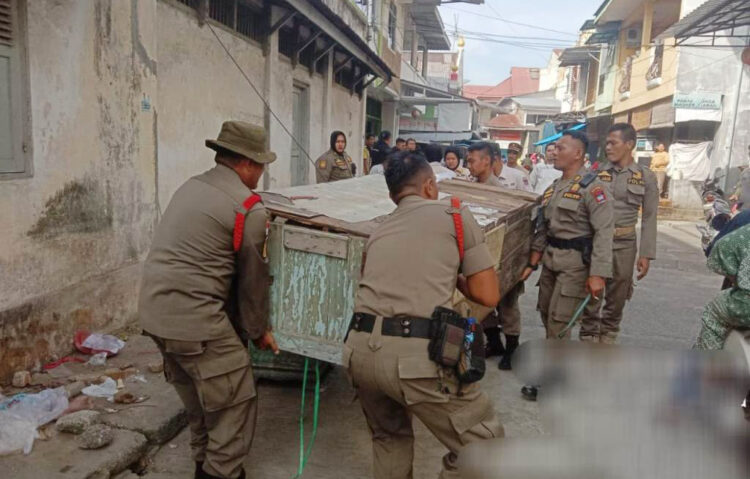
[344,151,504,479]
[580,123,658,344]
[316,130,354,183]
[139,121,279,479]
[519,130,613,401]
[507,142,530,180]
[472,143,528,370]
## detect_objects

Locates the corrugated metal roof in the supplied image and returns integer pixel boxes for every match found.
[559,46,601,67]
[657,0,750,41]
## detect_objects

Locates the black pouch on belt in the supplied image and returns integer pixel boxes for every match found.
[456,328,485,384]
[428,307,466,368]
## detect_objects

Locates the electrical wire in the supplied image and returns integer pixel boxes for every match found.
[205,21,318,168]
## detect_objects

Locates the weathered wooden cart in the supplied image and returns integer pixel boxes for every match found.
[253,169,538,379]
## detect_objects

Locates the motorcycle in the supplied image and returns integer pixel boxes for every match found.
[696,177,732,255]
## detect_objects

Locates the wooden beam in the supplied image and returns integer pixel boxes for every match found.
[314,41,336,65]
[269,10,295,35]
[333,54,353,76]
[298,30,322,55]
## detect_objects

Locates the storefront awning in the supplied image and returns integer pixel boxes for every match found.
[287,0,393,82]
[533,123,586,146]
[559,46,601,67]
[657,0,750,46]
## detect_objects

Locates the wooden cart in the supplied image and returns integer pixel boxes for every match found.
[253,170,538,379]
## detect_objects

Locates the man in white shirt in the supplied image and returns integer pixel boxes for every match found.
[530,142,562,194]
[491,148,532,192]
[507,142,530,180]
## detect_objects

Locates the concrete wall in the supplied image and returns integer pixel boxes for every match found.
[0,0,157,381]
[676,31,750,189]
[0,0,370,383]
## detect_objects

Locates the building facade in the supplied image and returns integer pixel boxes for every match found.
[0,0,392,382]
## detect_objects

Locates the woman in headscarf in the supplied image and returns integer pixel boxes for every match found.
[695,224,750,349]
[316,130,354,183]
[442,146,470,178]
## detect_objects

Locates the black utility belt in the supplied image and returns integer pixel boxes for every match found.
[348,308,486,385]
[547,235,592,251]
[348,312,432,339]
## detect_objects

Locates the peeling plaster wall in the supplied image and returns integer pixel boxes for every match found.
[0,0,370,383]
[0,0,158,381]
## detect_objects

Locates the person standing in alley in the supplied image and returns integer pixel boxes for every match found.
[650,143,670,198]
[483,143,531,369]
[316,131,354,183]
[519,130,614,401]
[467,141,503,187]
[530,142,562,194]
[344,151,503,479]
[363,134,376,175]
[371,130,393,168]
[579,123,658,344]
[139,121,279,479]
[507,142,530,180]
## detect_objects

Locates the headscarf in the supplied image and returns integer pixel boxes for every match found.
[329,131,347,154]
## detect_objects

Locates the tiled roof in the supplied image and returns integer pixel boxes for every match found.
[486,113,523,129]
[462,67,540,102]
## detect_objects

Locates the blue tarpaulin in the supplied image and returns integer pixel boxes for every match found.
[534,123,586,146]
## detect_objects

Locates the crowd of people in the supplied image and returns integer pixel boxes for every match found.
[137,119,748,479]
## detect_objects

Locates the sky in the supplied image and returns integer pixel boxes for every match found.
[438,0,604,86]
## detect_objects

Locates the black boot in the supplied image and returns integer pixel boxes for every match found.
[484,326,505,358]
[498,335,519,370]
[521,385,539,401]
[195,462,204,479]
[196,465,245,479]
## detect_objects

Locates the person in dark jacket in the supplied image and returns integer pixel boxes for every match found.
[371,130,392,168]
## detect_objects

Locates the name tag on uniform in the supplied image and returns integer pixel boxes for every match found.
[627,178,645,185]
[563,192,582,200]
[335,159,347,168]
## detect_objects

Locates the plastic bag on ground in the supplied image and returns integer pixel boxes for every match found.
[86,352,108,366]
[82,333,125,355]
[0,387,69,455]
[82,377,117,399]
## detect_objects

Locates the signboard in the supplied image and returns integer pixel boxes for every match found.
[672,92,722,110]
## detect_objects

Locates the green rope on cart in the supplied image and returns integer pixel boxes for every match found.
[294,357,321,478]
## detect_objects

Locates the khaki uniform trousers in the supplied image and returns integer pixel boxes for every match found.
[149,333,258,479]
[480,282,523,335]
[537,264,598,340]
[344,325,504,479]
[580,239,637,343]
[498,282,523,335]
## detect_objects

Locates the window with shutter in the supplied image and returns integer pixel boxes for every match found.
[0,0,11,47]
[0,0,31,177]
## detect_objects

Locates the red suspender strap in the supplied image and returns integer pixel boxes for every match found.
[450,196,465,262]
[233,193,263,252]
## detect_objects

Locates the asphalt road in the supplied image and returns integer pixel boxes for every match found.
[144,220,720,479]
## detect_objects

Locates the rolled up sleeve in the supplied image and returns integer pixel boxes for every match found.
[459,207,495,276]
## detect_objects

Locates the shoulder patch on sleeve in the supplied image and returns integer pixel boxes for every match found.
[318,159,327,169]
[591,186,607,204]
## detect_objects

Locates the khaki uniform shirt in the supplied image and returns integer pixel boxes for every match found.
[650,152,669,172]
[597,161,659,258]
[139,164,269,342]
[532,167,614,278]
[316,150,353,183]
[355,195,493,319]
[478,173,503,188]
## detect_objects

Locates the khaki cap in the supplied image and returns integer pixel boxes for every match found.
[508,142,522,153]
[206,121,277,164]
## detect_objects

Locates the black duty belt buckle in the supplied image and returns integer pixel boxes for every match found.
[400,318,411,337]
